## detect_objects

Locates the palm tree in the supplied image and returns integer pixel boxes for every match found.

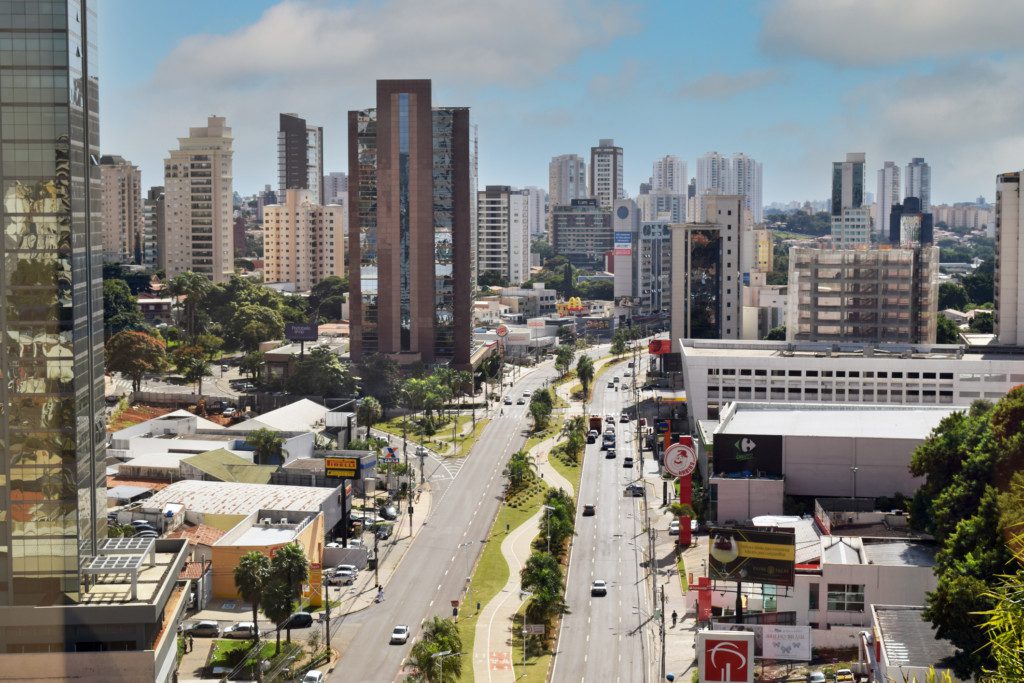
[233,551,271,646]
[576,355,595,400]
[247,428,285,466]
[167,271,213,343]
[505,450,537,493]
[357,397,383,438]
[408,616,462,682]
[261,578,294,656]
[269,543,308,642]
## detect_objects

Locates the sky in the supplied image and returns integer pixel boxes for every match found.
[98,0,1024,205]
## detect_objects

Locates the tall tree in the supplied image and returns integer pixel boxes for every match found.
[173,345,211,398]
[247,428,285,466]
[286,347,357,398]
[936,315,960,344]
[939,282,970,311]
[357,397,383,437]
[229,304,285,352]
[356,353,402,414]
[408,617,462,682]
[554,345,575,377]
[308,276,347,321]
[105,330,167,392]
[269,542,309,642]
[167,271,213,343]
[240,351,265,381]
[233,551,271,646]
[763,326,787,341]
[261,578,294,656]
[103,278,145,338]
[576,355,595,399]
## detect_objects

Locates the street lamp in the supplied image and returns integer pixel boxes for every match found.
[542,505,556,554]
[431,650,459,681]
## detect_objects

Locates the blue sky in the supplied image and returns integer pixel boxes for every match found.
[98,0,1024,204]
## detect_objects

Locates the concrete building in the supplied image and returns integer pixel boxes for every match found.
[741,271,787,340]
[888,196,934,246]
[652,154,686,194]
[730,153,763,224]
[876,161,901,238]
[548,154,587,207]
[262,188,345,291]
[278,113,323,204]
[638,190,686,222]
[163,115,234,282]
[590,138,624,210]
[670,195,745,349]
[521,185,547,239]
[499,283,557,318]
[323,171,347,204]
[905,157,931,212]
[99,155,143,263]
[831,152,870,246]
[476,185,530,285]
[551,198,612,270]
[143,185,164,268]
[679,338,1024,423]
[348,79,472,367]
[995,171,1024,345]
[787,246,939,344]
[857,605,959,682]
[932,202,993,233]
[612,199,671,322]
[696,151,730,199]
[753,228,773,272]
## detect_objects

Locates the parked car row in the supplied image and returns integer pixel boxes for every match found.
[184,613,314,639]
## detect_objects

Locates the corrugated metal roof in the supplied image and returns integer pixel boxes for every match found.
[181,448,276,484]
[144,479,337,515]
[227,399,328,433]
[875,606,957,668]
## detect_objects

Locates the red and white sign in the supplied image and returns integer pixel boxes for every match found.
[495,324,509,337]
[664,441,697,477]
[698,631,754,683]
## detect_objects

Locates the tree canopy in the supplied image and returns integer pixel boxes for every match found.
[286,346,357,398]
[103,278,145,338]
[105,330,167,392]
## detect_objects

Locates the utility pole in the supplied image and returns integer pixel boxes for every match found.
[660,584,667,682]
[323,578,331,650]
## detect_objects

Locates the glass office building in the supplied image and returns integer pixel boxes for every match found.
[0,0,106,606]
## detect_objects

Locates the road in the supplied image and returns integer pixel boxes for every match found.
[553,358,655,683]
[328,360,561,682]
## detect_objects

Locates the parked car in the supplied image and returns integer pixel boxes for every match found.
[301,671,325,683]
[622,456,634,469]
[326,569,355,586]
[835,670,854,682]
[331,564,359,576]
[590,580,607,596]
[130,520,155,529]
[582,504,595,517]
[390,624,410,645]
[185,620,220,637]
[807,672,826,683]
[624,484,645,497]
[606,448,616,459]
[668,520,680,535]
[223,622,258,639]
[222,407,237,418]
[134,530,158,539]
[374,524,394,540]
[282,612,313,629]
[379,505,399,521]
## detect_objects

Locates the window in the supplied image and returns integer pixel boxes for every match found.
[809,583,820,610]
[827,584,864,612]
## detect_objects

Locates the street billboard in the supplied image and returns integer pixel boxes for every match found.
[697,631,754,683]
[285,322,319,342]
[323,450,375,479]
[614,231,633,244]
[648,339,671,355]
[712,433,783,475]
[708,526,796,587]
[707,622,811,662]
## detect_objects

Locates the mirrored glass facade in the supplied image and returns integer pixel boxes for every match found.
[687,229,722,339]
[0,0,105,606]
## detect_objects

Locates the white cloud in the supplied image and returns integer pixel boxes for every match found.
[104,0,636,191]
[761,0,1024,67]
[678,69,781,100]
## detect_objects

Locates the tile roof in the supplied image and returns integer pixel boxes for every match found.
[166,524,226,548]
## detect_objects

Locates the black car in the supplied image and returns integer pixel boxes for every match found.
[582,504,595,516]
[374,524,394,540]
[282,612,313,629]
[622,457,634,469]
[624,484,644,497]
[379,505,399,521]
[605,448,616,459]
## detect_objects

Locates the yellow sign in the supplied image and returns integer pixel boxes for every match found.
[303,562,323,607]
[325,456,358,478]
[736,540,796,562]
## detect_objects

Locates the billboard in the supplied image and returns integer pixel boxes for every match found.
[285,322,319,342]
[713,433,783,475]
[614,247,632,256]
[708,526,796,587]
[707,622,811,662]
[323,450,375,479]
[697,631,754,683]
[614,231,633,244]
[649,339,671,355]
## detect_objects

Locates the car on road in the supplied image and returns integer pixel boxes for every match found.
[185,620,220,637]
[379,504,399,521]
[668,520,679,535]
[624,484,644,497]
[623,370,632,377]
[301,671,325,683]
[283,612,313,629]
[619,413,629,423]
[586,430,598,444]
[834,670,854,682]
[220,364,229,372]
[590,580,608,596]
[607,380,615,389]
[606,448,616,459]
[330,564,359,576]
[516,397,525,405]
[326,569,355,586]
[223,622,258,639]
[605,414,614,423]
[390,625,410,645]
[807,672,826,683]
[503,396,513,405]
[238,382,256,392]
[582,504,595,516]
[622,456,634,469]
[222,407,237,418]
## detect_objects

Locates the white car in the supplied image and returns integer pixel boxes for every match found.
[223,622,258,639]
[326,569,355,586]
[390,624,410,645]
[668,520,680,535]
[332,564,358,575]
[591,580,608,596]
[301,671,325,683]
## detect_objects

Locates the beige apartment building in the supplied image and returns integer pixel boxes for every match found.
[162,116,234,282]
[99,155,143,263]
[263,189,345,291]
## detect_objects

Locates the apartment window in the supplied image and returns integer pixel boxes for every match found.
[788,370,801,377]
[892,372,903,379]
[754,369,767,376]
[827,584,865,612]
[771,369,785,377]
[877,372,887,378]
[806,370,819,377]
[908,372,919,379]
[808,583,820,611]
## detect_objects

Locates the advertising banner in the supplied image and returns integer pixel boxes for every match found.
[285,322,318,342]
[761,625,811,661]
[614,247,633,256]
[708,526,796,587]
[648,339,671,355]
[697,631,754,683]
[712,434,783,475]
[325,456,359,479]
[614,231,633,244]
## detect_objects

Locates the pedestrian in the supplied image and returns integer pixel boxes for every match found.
[188,635,194,653]
[671,610,677,627]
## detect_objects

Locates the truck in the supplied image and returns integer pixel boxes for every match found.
[589,415,603,431]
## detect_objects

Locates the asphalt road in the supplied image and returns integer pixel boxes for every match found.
[553,360,654,683]
[328,360,561,682]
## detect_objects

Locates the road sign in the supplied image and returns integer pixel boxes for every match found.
[523,624,545,635]
[664,441,697,477]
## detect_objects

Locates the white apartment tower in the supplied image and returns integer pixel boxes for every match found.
[730,153,763,224]
[696,151,731,220]
[143,185,164,269]
[163,116,234,282]
[476,185,531,286]
[590,138,624,210]
[323,171,347,204]
[262,189,345,291]
[521,186,547,239]
[995,172,1024,345]
[877,161,901,238]
[652,155,686,194]
[99,155,143,264]
[548,154,587,207]
[906,157,931,211]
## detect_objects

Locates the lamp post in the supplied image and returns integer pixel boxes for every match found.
[518,590,533,671]
[431,650,458,682]
[542,505,556,554]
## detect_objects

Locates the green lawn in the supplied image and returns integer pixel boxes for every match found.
[377,413,475,456]
[456,480,549,682]
[510,609,553,683]
[453,417,491,458]
[548,446,583,500]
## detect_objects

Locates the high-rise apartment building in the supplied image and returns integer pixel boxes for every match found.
[652,155,686,194]
[876,161,901,238]
[99,155,143,263]
[278,113,323,204]
[551,198,612,270]
[612,199,671,321]
[348,79,472,367]
[831,152,871,246]
[548,154,587,207]
[521,186,547,239]
[730,153,763,224]
[590,138,624,210]
[995,172,1024,345]
[0,4,189,676]
[906,157,931,212]
[696,151,730,196]
[888,196,934,246]
[143,185,164,268]
[638,191,687,222]
[476,186,531,286]
[670,195,744,348]
[163,116,234,282]
[786,245,938,344]
[263,189,345,291]
[323,171,347,204]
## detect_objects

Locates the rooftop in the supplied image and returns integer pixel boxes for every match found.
[680,338,1024,361]
[165,523,227,548]
[228,398,328,432]
[873,605,957,669]
[230,525,300,547]
[822,538,936,567]
[752,515,822,564]
[143,480,338,516]
[181,448,276,484]
[79,539,188,606]
[719,403,958,440]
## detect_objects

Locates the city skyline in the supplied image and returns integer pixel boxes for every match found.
[97,0,1024,205]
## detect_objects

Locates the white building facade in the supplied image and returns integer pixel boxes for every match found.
[590,138,624,210]
[996,171,1024,345]
[876,161,901,238]
[99,155,143,264]
[652,154,686,194]
[905,157,931,211]
[730,153,763,224]
[262,189,345,291]
[476,185,531,286]
[548,154,587,207]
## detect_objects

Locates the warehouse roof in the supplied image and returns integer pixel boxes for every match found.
[718,403,958,440]
[144,480,337,516]
[181,448,276,484]
[874,605,957,669]
[228,399,328,433]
